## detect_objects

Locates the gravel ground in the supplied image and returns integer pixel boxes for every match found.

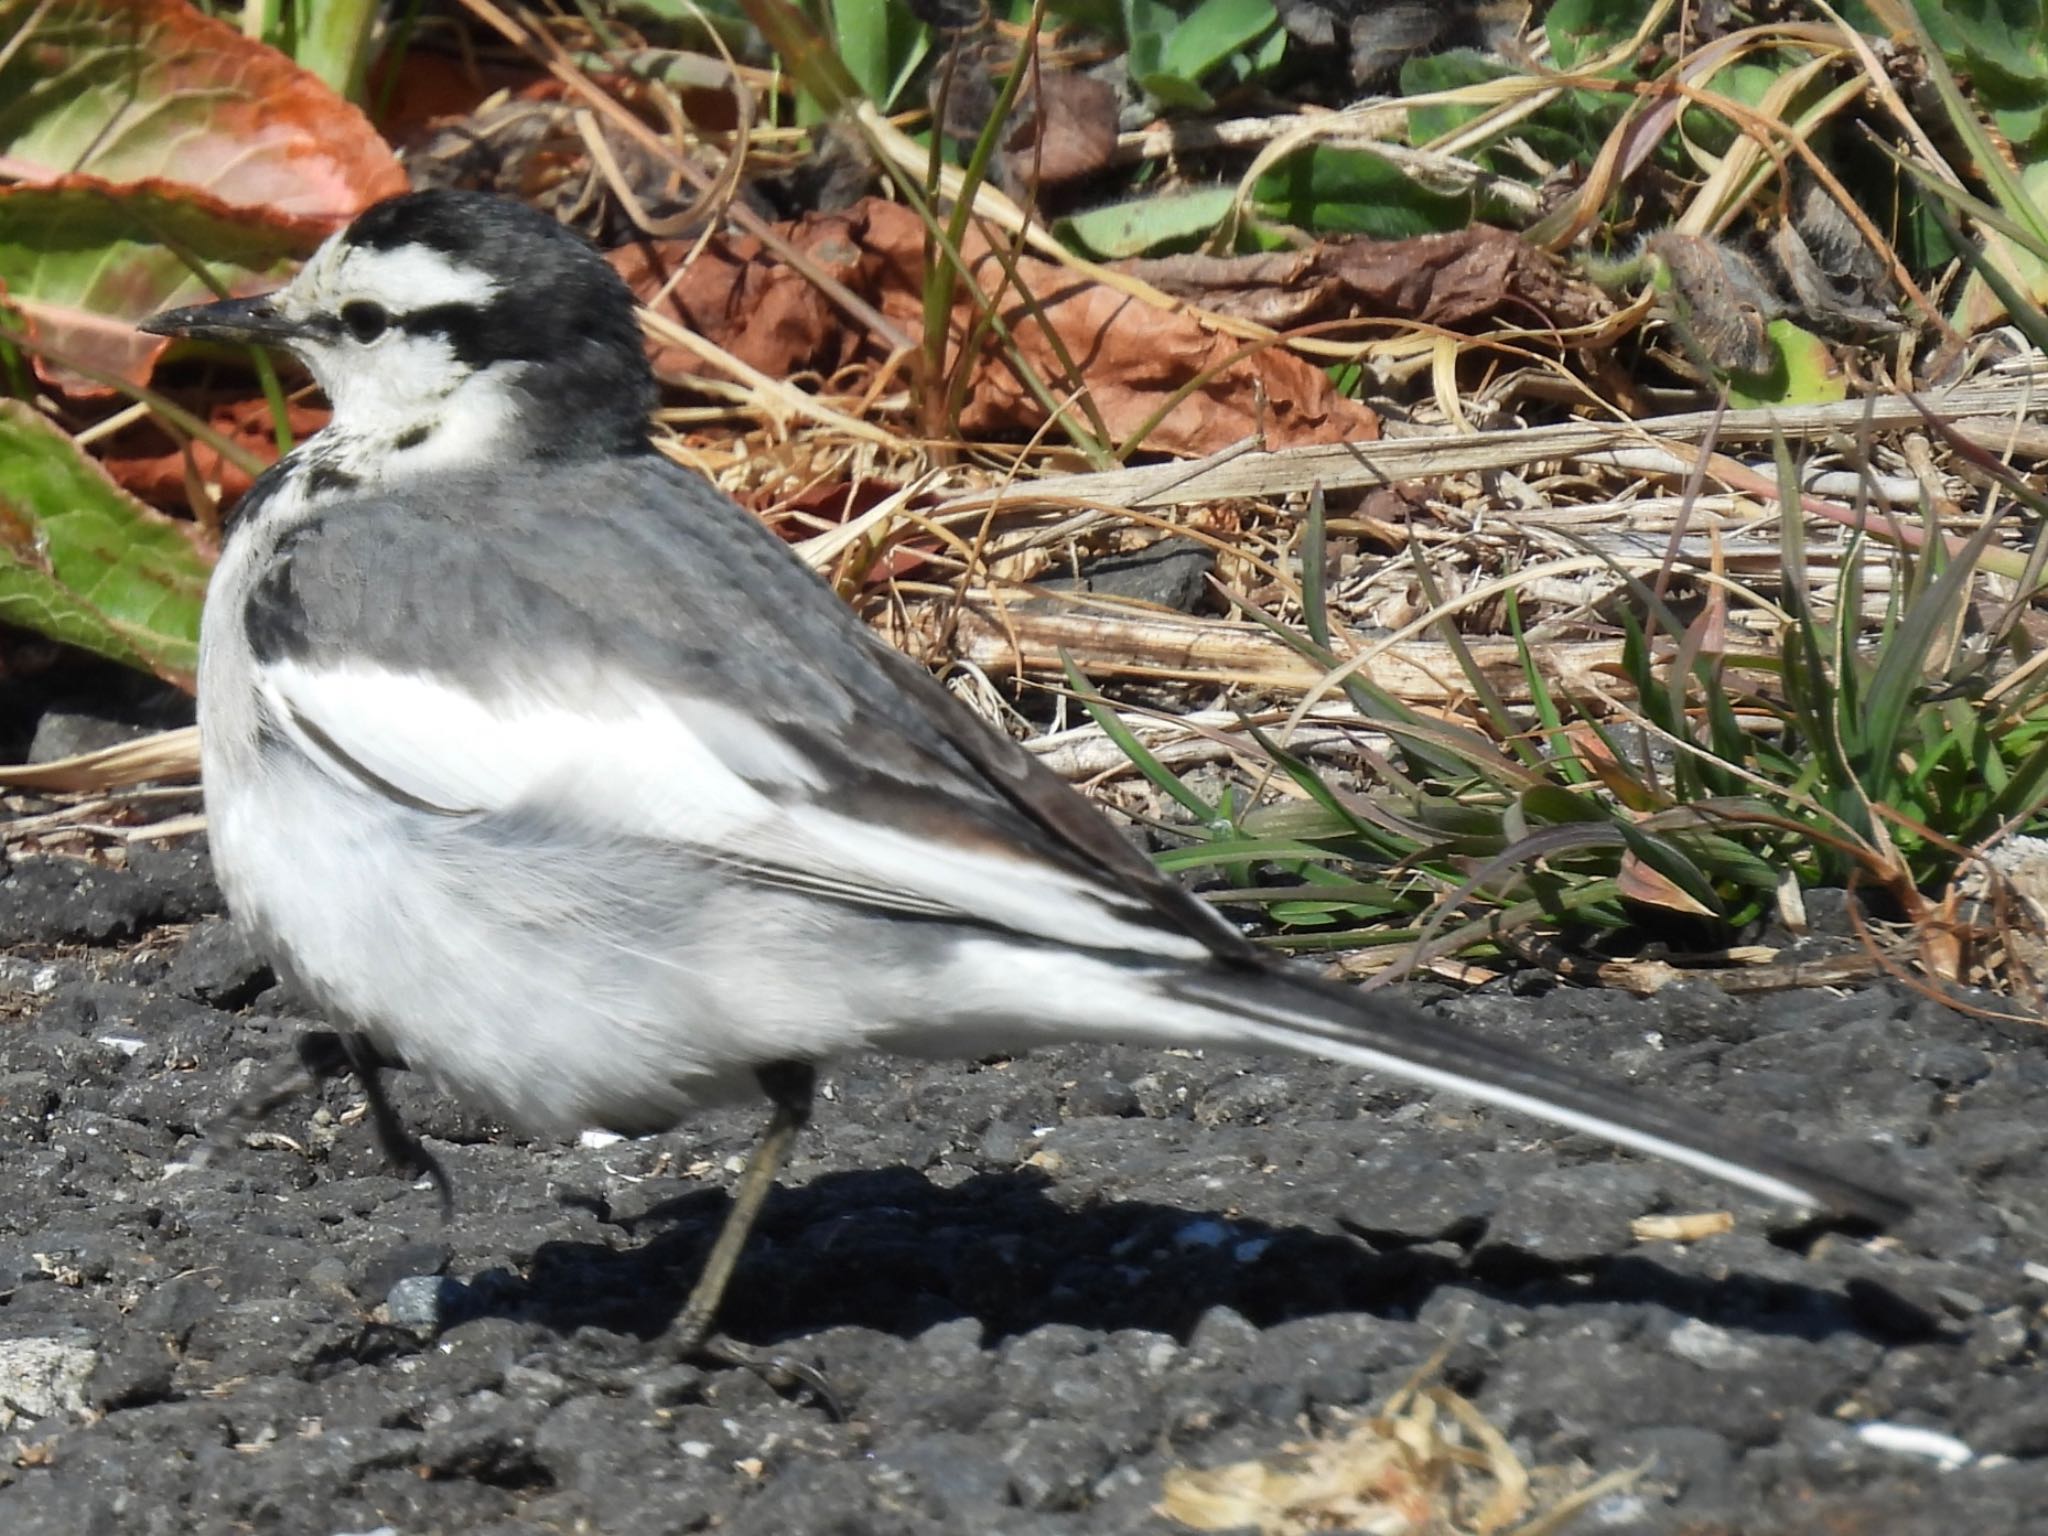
[2,841,2045,1535]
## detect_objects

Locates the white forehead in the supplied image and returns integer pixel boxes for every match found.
[287,230,501,312]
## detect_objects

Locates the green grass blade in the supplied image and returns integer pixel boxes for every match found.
[1061,653,1221,825]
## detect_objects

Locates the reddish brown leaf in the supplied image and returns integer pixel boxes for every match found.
[1616,851,1716,917]
[617,199,1379,457]
[0,177,325,392]
[0,0,405,219]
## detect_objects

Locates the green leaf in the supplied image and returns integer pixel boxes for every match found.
[0,179,316,392]
[1252,146,1472,236]
[1724,319,1849,407]
[1993,100,2048,152]
[1061,654,1222,826]
[1932,0,2048,89]
[1543,0,1645,71]
[1160,0,1277,83]
[0,400,210,688]
[1401,49,1515,143]
[832,0,930,108]
[0,0,403,218]
[1679,60,1784,155]
[1133,71,1216,110]
[1060,187,1238,257]
[1249,23,1287,74]
[1858,514,2006,799]
[1122,0,1176,77]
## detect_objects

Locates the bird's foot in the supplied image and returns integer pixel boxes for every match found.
[680,1333,843,1419]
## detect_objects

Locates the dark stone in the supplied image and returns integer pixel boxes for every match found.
[164,918,272,1009]
[1036,536,1214,614]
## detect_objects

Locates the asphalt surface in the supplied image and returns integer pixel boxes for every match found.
[1,841,2044,1534]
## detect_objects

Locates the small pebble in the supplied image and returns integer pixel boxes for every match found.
[384,1275,459,1331]
[1853,1422,1974,1468]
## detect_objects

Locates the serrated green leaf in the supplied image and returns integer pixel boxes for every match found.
[0,400,210,688]
[0,179,316,392]
[0,0,403,219]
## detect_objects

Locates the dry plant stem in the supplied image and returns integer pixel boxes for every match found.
[969,385,2039,566]
[0,0,54,75]
[2,786,199,841]
[637,309,898,445]
[925,599,1705,699]
[1417,0,1677,166]
[1844,887,2045,1030]
[0,727,202,791]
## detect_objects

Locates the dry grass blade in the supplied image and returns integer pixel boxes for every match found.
[0,727,201,792]
[920,597,1689,699]
[968,382,2043,512]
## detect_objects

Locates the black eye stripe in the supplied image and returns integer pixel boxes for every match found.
[394,300,540,370]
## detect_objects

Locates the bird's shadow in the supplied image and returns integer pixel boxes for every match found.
[439,1165,1934,1355]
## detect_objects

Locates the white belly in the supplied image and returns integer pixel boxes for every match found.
[197,534,846,1133]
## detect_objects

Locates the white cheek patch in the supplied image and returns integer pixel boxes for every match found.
[303,333,525,462]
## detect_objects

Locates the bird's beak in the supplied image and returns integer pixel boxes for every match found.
[139,292,307,348]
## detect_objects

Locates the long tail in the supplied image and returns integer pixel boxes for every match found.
[1144,961,1910,1228]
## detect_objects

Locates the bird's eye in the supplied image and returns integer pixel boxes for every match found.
[340,300,389,344]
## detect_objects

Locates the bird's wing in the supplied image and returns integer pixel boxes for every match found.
[238,456,1253,962]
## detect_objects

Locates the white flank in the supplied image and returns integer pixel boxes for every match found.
[257,662,1211,956]
[259,662,786,837]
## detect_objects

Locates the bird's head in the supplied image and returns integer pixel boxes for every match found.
[143,190,657,473]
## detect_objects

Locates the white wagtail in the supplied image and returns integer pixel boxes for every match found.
[142,190,1906,1366]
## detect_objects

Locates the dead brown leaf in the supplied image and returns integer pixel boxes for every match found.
[1132,226,1606,335]
[617,198,1379,457]
[998,68,1122,191]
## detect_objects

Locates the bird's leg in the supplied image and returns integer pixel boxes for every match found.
[335,1033,456,1219]
[206,1029,454,1218]
[666,1061,835,1407]
[198,1027,355,1167]
[671,1059,813,1351]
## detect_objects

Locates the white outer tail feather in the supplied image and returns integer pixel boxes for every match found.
[927,937,1905,1225]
